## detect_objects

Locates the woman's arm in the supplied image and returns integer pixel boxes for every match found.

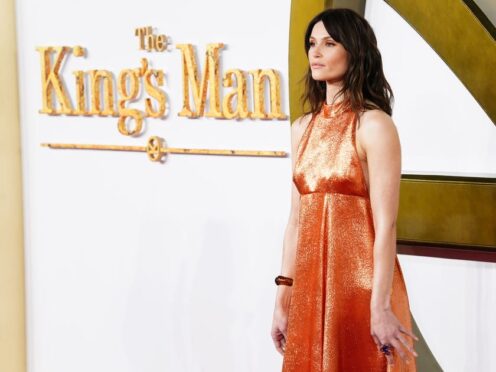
[358,110,417,363]
[271,114,311,355]
[274,114,308,309]
[275,179,300,310]
[360,110,401,311]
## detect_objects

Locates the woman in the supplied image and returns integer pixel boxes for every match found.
[271,8,418,371]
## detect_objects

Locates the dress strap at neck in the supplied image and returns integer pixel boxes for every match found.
[322,99,352,118]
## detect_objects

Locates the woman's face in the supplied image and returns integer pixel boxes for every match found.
[308,21,349,83]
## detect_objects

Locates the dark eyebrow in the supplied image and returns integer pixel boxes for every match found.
[309,36,334,41]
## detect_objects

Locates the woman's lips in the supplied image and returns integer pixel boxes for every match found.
[311,64,325,69]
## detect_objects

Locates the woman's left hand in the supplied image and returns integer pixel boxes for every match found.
[370,307,419,365]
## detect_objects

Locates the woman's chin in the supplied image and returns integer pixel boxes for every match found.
[311,72,344,84]
[311,71,332,81]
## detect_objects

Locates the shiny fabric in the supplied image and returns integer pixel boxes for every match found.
[282,101,416,372]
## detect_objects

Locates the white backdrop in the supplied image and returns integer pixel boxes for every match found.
[17,0,291,371]
[17,0,496,371]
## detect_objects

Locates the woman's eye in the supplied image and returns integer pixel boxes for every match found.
[309,41,335,47]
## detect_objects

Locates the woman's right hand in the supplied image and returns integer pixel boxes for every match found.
[271,287,292,355]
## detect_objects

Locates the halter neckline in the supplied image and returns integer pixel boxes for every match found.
[322,99,352,118]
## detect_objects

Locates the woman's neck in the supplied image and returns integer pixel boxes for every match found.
[325,82,345,105]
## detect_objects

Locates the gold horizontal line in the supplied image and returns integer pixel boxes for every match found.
[41,137,288,161]
[41,143,146,152]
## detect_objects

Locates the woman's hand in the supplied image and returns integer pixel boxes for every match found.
[271,287,292,355]
[370,307,419,365]
[271,306,289,355]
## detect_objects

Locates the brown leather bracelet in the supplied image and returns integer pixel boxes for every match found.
[275,275,293,286]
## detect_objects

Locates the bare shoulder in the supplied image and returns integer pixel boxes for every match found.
[291,113,313,146]
[291,113,313,134]
[357,108,395,131]
[357,108,399,150]
[290,113,313,166]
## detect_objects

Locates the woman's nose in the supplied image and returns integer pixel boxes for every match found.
[311,44,322,57]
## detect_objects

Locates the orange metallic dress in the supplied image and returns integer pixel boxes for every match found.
[282,100,415,372]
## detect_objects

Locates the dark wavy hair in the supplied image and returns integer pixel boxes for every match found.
[301,8,394,117]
